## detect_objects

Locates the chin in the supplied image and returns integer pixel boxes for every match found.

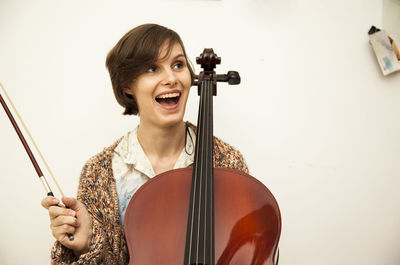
[157,114,185,128]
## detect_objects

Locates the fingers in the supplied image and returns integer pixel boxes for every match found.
[51,214,80,228]
[41,196,59,209]
[50,215,79,242]
[41,196,91,252]
[52,224,76,242]
[61,197,80,211]
[48,204,76,220]
[45,198,79,245]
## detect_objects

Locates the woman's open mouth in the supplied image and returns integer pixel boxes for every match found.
[155,92,181,108]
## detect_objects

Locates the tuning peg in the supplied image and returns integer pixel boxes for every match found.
[227,71,240,85]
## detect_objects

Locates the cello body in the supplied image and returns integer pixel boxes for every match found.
[124,167,281,265]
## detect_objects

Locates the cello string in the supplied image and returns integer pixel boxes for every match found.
[188,77,204,265]
[0,82,65,198]
[207,79,213,264]
[209,80,214,265]
[203,80,209,265]
[188,78,214,264]
[196,79,207,265]
[209,79,213,264]
[205,80,212,264]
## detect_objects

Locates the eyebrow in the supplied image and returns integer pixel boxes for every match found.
[173,54,185,60]
[157,53,185,63]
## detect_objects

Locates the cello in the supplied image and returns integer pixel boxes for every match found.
[124,49,281,265]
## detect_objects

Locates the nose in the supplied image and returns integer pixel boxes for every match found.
[161,68,178,87]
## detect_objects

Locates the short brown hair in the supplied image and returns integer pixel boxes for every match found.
[106,24,195,115]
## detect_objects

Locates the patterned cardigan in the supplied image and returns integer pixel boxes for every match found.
[51,126,249,264]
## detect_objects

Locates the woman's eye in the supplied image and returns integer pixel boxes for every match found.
[147,66,157,73]
[173,61,185,70]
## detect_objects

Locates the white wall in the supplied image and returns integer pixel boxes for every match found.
[1,0,399,264]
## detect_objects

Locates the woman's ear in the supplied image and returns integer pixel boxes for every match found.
[124,87,135,97]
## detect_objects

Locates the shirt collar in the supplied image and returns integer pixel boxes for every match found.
[114,125,196,178]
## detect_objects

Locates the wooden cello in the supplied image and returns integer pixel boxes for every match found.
[124,49,281,265]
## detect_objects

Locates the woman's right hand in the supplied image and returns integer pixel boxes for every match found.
[41,196,93,257]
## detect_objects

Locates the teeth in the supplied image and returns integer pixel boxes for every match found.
[156,92,180,99]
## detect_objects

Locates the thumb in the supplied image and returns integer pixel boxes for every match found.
[61,197,80,211]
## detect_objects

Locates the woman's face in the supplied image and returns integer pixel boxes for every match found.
[125,42,192,129]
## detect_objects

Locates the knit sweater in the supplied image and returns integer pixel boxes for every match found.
[51,126,248,264]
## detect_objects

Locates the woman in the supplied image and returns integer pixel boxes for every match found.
[41,23,248,264]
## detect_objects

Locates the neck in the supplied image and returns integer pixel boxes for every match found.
[137,120,186,160]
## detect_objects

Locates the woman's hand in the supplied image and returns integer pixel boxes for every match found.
[41,196,92,257]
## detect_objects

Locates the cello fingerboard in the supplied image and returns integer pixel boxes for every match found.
[184,77,215,265]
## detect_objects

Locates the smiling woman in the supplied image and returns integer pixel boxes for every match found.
[124,42,192,131]
[40,23,249,264]
[105,24,195,116]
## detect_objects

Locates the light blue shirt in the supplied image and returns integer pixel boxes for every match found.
[112,126,195,227]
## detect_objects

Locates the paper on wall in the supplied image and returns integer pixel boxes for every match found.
[368,26,400,76]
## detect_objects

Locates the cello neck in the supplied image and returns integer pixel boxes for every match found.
[184,76,215,265]
[183,48,241,265]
